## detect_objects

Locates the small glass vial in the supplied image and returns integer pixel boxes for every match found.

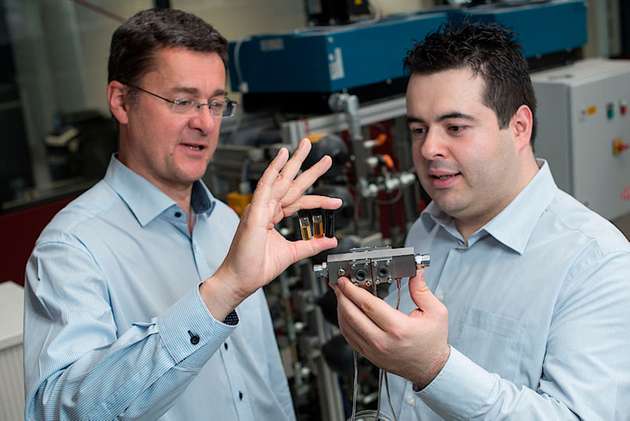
[324,210,335,238]
[299,215,312,240]
[312,213,324,238]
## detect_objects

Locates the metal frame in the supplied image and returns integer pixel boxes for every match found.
[281,96,407,147]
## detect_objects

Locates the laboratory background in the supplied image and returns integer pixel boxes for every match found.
[1,0,629,420]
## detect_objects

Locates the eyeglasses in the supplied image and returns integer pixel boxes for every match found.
[126,84,237,118]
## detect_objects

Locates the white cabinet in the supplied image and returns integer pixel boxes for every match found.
[0,281,24,421]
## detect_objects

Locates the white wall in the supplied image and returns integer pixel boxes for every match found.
[371,0,434,16]
[173,0,307,40]
[75,1,152,112]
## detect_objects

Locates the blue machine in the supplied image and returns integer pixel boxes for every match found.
[228,11,447,94]
[463,0,587,59]
[228,0,586,96]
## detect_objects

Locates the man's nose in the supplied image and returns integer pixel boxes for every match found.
[188,104,217,135]
[421,128,447,160]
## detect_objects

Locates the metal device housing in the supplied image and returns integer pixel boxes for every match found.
[321,246,418,288]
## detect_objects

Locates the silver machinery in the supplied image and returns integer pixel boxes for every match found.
[206,92,423,421]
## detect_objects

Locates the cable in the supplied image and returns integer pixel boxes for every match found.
[384,371,396,420]
[374,280,383,421]
[347,278,403,421]
[386,278,402,421]
[375,280,401,421]
[351,350,359,420]
[376,369,384,420]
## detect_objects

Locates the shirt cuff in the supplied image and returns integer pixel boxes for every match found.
[415,346,499,419]
[157,284,237,365]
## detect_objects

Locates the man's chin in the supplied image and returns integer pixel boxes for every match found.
[176,163,209,182]
[432,196,466,217]
[169,171,206,188]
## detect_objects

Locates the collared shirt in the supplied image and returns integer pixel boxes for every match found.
[382,161,630,420]
[24,156,295,421]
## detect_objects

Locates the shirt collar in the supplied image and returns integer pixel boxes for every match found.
[421,201,455,235]
[420,159,558,254]
[104,155,216,227]
[482,159,557,253]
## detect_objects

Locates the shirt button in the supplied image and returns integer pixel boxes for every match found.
[174,211,182,218]
[238,391,244,400]
[188,330,200,345]
[224,343,228,351]
[406,393,415,406]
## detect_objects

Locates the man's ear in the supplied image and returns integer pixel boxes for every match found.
[108,81,130,125]
[510,105,534,151]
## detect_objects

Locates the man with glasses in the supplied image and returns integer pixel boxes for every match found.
[23,8,340,420]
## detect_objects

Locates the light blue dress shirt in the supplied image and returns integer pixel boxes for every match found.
[381,161,630,420]
[24,156,295,421]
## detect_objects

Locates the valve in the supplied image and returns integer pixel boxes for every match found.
[612,138,629,156]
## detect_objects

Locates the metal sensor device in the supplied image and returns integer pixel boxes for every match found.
[314,246,430,289]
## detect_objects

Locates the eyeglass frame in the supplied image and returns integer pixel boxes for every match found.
[124,83,238,118]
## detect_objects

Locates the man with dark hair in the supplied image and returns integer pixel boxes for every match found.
[334,22,630,420]
[24,8,340,420]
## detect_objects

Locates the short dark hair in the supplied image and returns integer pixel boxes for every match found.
[404,22,537,144]
[108,8,228,86]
